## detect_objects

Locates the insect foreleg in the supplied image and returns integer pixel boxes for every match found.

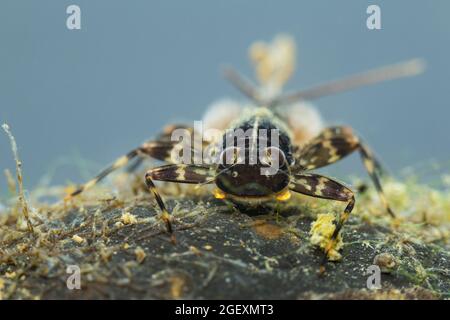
[296,126,394,218]
[145,164,215,242]
[65,124,201,200]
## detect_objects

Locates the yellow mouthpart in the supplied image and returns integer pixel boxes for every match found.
[213,188,226,200]
[276,189,291,202]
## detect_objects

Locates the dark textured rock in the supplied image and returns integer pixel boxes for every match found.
[1,192,448,300]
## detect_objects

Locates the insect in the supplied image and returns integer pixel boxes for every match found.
[65,35,423,266]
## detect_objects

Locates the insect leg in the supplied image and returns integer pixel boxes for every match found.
[127,124,199,174]
[65,140,180,200]
[290,173,355,269]
[295,126,394,217]
[145,164,215,241]
[125,156,145,174]
[65,124,198,200]
[148,164,215,185]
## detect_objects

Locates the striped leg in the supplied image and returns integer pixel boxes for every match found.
[290,173,355,270]
[65,124,197,200]
[145,164,215,242]
[296,126,394,218]
[65,141,180,200]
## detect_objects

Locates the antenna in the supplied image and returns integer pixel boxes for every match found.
[222,66,263,104]
[271,58,426,106]
[223,58,426,107]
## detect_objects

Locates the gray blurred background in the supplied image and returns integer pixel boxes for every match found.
[1,0,449,196]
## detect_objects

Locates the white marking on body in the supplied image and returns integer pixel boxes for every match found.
[176,165,186,180]
[316,178,328,196]
[323,140,339,164]
[299,178,312,191]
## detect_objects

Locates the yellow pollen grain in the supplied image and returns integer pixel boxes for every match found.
[170,276,186,299]
[309,213,343,261]
[135,246,146,264]
[189,246,201,255]
[72,234,85,244]
[121,212,137,225]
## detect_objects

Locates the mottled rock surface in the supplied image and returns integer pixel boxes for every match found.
[1,184,449,299]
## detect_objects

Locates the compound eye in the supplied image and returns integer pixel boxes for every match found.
[220,146,242,165]
[261,146,286,167]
